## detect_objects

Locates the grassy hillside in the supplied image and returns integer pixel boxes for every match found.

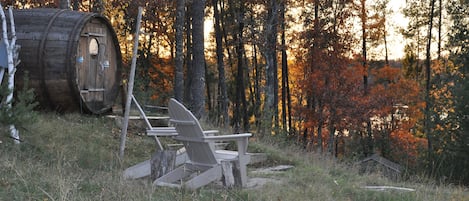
[1,113,468,201]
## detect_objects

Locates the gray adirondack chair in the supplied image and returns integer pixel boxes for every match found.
[153,98,252,189]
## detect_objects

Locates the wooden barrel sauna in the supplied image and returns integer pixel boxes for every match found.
[9,8,122,114]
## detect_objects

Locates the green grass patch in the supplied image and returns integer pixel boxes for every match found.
[0,112,468,201]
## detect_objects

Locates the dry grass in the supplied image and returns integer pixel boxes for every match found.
[0,113,468,201]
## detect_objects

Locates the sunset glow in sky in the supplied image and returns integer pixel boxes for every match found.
[386,0,409,60]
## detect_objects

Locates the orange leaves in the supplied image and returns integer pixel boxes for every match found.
[364,64,428,166]
[146,57,174,101]
[389,129,427,166]
[369,65,422,117]
[372,65,400,82]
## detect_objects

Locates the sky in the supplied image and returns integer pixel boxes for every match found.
[385,0,408,60]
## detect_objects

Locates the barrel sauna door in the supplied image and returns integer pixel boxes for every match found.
[77,18,116,113]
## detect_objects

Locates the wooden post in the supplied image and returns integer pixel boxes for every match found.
[119,7,143,158]
[150,150,176,181]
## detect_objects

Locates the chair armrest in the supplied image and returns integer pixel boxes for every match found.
[173,133,251,154]
[203,133,252,142]
[173,133,251,143]
[206,133,252,155]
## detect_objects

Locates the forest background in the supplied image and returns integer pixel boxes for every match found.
[1,0,468,186]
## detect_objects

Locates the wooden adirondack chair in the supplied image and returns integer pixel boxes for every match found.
[153,98,252,189]
[122,96,185,180]
[123,99,229,180]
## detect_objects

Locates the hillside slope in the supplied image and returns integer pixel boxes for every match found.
[1,113,468,201]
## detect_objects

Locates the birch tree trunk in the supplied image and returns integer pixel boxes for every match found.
[0,6,20,144]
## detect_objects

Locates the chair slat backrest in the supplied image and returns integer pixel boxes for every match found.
[168,99,218,166]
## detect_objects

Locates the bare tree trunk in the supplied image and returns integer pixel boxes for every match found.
[213,0,229,128]
[248,10,262,133]
[317,99,324,153]
[425,0,436,154]
[91,0,103,14]
[72,0,79,10]
[328,123,336,156]
[280,0,289,134]
[238,3,249,132]
[174,0,185,102]
[253,44,261,130]
[56,0,70,9]
[184,7,193,105]
[286,65,293,136]
[360,0,373,156]
[303,128,308,150]
[262,0,279,136]
[416,33,421,80]
[232,1,247,132]
[205,63,212,111]
[272,3,279,134]
[361,0,368,95]
[191,0,206,119]
[283,0,293,136]
[221,0,234,79]
[437,0,442,60]
[383,18,389,65]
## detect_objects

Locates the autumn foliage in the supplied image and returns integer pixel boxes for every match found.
[2,0,468,184]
